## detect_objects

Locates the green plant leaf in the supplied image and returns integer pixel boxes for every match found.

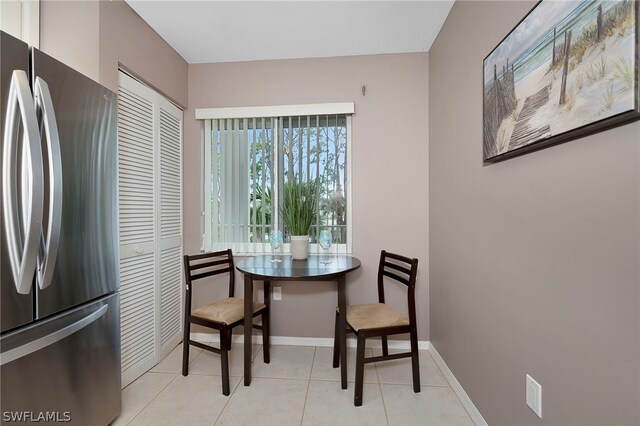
[280,178,319,236]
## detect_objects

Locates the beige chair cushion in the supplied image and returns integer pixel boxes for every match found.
[191,297,265,325]
[345,303,409,331]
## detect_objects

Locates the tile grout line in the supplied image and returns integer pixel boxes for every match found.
[252,344,263,362]
[126,344,457,426]
[125,344,204,425]
[378,381,451,388]
[299,346,317,426]
[369,348,380,384]
[126,372,180,426]
[213,376,242,425]
[246,375,316,382]
[186,346,205,369]
[370,347,391,425]
[150,346,204,374]
[425,349,476,421]
[374,361,391,426]
[212,342,264,425]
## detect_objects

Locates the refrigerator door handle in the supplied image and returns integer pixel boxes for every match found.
[0,304,108,365]
[1,70,44,295]
[34,77,63,290]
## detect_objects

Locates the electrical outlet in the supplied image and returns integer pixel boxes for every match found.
[273,286,282,301]
[526,374,542,418]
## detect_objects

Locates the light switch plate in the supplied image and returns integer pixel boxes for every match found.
[526,374,542,418]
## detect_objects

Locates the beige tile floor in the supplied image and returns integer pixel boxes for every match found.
[113,343,474,426]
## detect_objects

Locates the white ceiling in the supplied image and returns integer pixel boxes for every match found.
[125,1,455,64]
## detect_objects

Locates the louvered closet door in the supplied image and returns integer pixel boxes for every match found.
[118,74,159,388]
[157,96,183,358]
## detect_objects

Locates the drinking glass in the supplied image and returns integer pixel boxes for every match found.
[319,230,332,264]
[269,229,283,262]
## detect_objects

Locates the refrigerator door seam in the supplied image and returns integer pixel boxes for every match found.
[0,304,108,365]
[34,77,62,290]
[1,69,44,295]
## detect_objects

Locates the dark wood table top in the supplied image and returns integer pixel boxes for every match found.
[236,254,361,281]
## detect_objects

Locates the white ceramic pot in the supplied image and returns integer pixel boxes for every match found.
[290,235,309,260]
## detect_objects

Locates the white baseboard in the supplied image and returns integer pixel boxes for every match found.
[190,332,430,350]
[428,343,487,426]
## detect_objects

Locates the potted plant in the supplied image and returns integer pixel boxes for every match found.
[281,179,318,260]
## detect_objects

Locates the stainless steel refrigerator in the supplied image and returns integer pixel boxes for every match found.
[1,31,121,425]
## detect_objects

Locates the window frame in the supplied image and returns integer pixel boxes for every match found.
[199,103,354,256]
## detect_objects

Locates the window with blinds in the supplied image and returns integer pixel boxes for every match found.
[203,113,351,254]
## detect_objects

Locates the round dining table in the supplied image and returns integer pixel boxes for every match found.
[236,254,361,390]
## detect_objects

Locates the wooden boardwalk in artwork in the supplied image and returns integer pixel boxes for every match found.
[509,85,551,150]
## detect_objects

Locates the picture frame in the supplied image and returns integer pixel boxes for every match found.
[483,0,639,163]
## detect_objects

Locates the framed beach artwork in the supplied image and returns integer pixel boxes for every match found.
[483,0,639,163]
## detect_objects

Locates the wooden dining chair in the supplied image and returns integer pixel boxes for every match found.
[182,249,270,395]
[333,250,420,406]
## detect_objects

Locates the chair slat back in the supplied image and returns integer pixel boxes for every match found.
[377,250,419,324]
[184,249,235,298]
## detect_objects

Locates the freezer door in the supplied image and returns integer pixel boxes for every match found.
[0,293,121,425]
[31,48,119,319]
[1,30,35,333]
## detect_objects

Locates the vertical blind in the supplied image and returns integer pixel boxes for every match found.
[203,114,350,254]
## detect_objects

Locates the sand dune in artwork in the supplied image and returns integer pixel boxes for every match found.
[496,30,635,154]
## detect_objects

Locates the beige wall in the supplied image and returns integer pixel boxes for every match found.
[98,0,187,106]
[39,0,187,106]
[429,1,640,425]
[40,0,100,81]
[185,53,430,339]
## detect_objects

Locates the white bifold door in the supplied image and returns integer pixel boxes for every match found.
[117,71,183,388]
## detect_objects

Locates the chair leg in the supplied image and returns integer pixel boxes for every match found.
[332,311,340,368]
[354,333,366,407]
[220,327,230,396]
[410,328,420,393]
[381,336,389,356]
[226,327,233,349]
[182,321,190,376]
